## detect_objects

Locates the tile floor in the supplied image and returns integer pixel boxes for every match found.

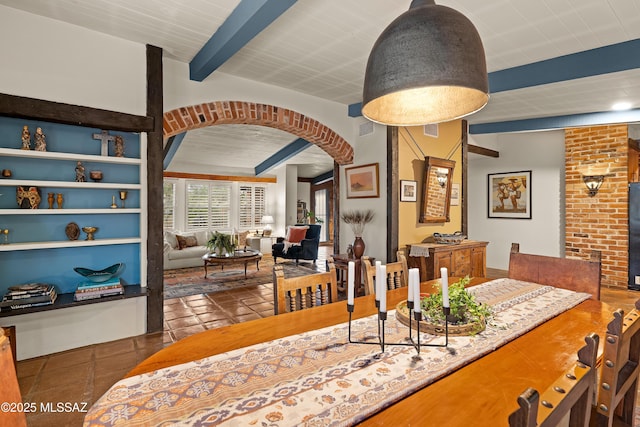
[14,249,640,426]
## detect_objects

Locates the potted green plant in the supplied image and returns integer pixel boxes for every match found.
[420,276,493,335]
[206,231,236,255]
[304,211,324,224]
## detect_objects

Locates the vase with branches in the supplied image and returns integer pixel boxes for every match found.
[341,209,375,258]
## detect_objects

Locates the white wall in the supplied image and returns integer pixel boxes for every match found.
[0,5,145,115]
[340,119,388,262]
[468,130,565,270]
[0,5,148,358]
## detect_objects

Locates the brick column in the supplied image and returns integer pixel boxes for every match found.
[565,124,628,288]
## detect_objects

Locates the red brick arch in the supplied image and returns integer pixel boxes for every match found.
[163,101,353,165]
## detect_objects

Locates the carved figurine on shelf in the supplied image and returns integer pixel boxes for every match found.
[114,135,124,157]
[21,125,31,150]
[75,161,86,182]
[16,186,41,209]
[47,192,55,209]
[34,127,47,152]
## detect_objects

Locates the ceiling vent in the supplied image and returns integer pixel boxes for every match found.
[423,124,439,138]
[359,121,374,137]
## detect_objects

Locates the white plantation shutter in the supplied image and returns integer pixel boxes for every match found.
[163,181,175,230]
[254,186,266,226]
[239,185,267,229]
[186,183,209,229]
[239,185,252,228]
[210,184,231,228]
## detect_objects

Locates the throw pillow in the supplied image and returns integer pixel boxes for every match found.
[287,226,308,244]
[285,225,308,241]
[238,230,249,247]
[164,231,179,249]
[176,234,198,249]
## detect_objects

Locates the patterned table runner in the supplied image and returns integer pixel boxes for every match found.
[84,279,591,426]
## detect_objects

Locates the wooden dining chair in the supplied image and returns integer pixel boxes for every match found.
[362,251,409,296]
[362,256,376,296]
[509,332,599,427]
[508,243,602,300]
[273,261,338,314]
[591,299,640,427]
[0,328,27,427]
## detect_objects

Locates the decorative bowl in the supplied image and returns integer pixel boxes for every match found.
[74,263,125,283]
[433,231,466,245]
[89,170,103,182]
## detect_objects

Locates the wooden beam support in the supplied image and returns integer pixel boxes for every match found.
[469,144,499,158]
[164,171,276,183]
[0,93,153,132]
[146,44,164,333]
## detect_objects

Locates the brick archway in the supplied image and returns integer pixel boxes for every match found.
[163,101,353,165]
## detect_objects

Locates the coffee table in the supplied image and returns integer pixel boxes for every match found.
[202,249,262,278]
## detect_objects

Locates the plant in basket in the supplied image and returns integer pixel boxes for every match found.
[420,276,493,334]
[207,232,236,255]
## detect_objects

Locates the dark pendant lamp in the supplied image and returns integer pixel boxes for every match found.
[362,0,489,126]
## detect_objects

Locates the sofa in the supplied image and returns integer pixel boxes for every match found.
[272,224,321,265]
[163,229,251,270]
[163,230,211,270]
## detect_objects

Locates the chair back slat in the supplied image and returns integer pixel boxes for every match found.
[273,262,338,314]
[593,299,640,427]
[509,333,599,427]
[508,243,601,300]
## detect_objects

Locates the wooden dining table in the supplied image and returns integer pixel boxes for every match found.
[126,278,615,426]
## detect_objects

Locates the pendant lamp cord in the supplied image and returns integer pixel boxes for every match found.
[399,127,461,160]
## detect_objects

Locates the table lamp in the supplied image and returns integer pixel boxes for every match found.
[261,215,274,236]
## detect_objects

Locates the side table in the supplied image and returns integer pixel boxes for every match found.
[329,254,375,297]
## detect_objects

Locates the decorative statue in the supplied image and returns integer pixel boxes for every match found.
[21,125,31,150]
[16,186,41,209]
[34,127,47,151]
[114,135,124,157]
[75,161,86,182]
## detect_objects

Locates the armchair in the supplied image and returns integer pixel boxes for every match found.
[272,224,321,265]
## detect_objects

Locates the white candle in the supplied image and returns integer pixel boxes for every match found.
[440,267,450,308]
[410,268,421,313]
[347,261,355,305]
[379,265,387,312]
[407,271,414,303]
[375,260,382,302]
[411,269,421,313]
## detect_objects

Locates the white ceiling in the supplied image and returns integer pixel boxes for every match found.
[2,0,640,177]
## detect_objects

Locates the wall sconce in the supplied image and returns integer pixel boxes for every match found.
[583,175,604,197]
[435,170,448,187]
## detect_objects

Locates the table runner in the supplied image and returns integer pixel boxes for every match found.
[84,279,590,427]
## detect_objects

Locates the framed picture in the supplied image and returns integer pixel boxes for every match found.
[400,180,417,202]
[345,163,380,198]
[488,171,532,219]
[450,183,460,206]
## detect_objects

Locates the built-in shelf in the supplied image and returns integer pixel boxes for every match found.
[0,237,141,251]
[0,208,141,215]
[0,147,141,164]
[0,284,146,318]
[0,179,141,189]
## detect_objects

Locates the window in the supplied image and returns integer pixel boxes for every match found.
[163,181,175,230]
[239,185,266,229]
[186,182,231,230]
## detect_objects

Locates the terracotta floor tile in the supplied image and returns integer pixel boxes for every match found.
[204,319,234,329]
[232,313,262,323]
[94,338,135,359]
[171,325,207,341]
[166,316,202,329]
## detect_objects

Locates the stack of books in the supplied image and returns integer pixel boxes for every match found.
[74,277,124,301]
[0,283,57,311]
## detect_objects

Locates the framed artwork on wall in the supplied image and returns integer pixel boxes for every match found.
[450,183,460,206]
[345,163,380,198]
[400,180,417,202]
[488,170,532,219]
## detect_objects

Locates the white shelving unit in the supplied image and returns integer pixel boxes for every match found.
[0,237,141,251]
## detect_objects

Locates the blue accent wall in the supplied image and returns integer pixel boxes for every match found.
[0,117,141,295]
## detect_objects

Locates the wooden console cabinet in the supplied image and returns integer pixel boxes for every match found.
[405,240,488,281]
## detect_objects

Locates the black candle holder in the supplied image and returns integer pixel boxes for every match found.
[347,300,449,354]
